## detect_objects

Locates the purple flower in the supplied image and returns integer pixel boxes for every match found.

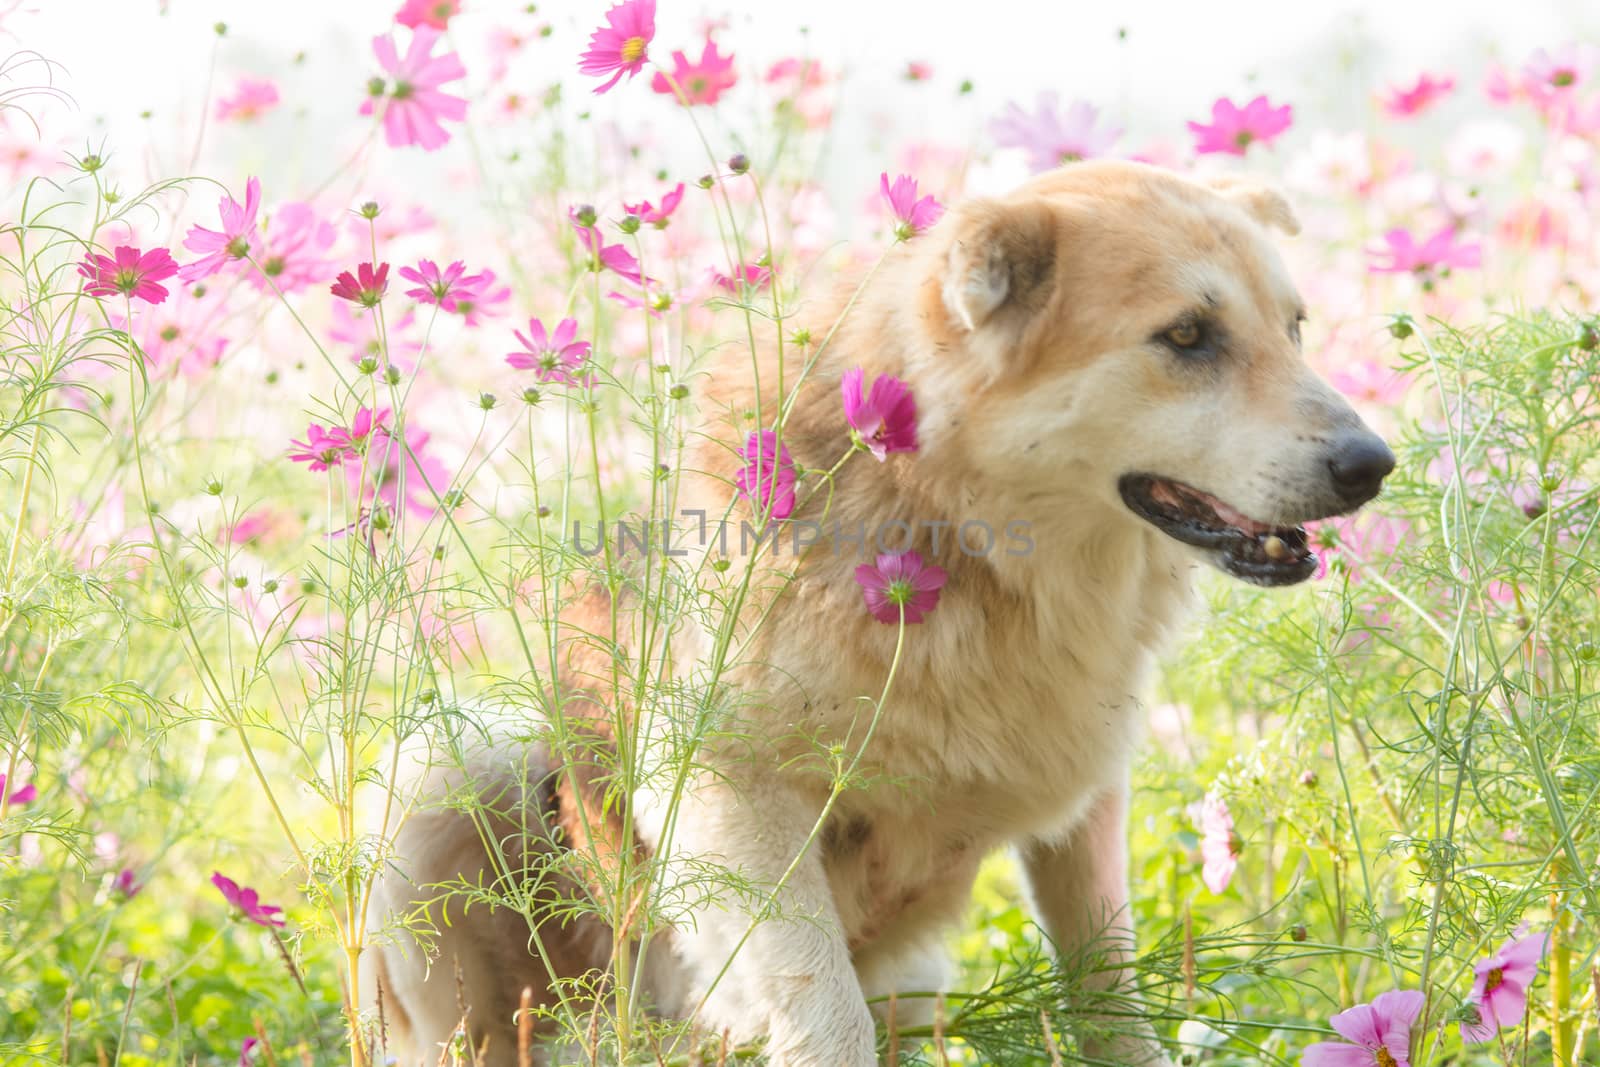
[1302,989,1424,1067]
[211,871,286,928]
[854,551,948,625]
[990,93,1122,172]
[841,367,918,461]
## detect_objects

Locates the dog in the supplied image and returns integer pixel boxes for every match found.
[364,160,1394,1066]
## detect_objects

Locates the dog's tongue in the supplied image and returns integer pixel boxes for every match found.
[1151,481,1273,535]
[1208,496,1273,536]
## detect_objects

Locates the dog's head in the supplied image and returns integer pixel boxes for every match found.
[924,161,1392,587]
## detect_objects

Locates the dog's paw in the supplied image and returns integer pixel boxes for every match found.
[763,998,877,1067]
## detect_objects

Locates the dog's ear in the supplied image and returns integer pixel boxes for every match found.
[1201,175,1300,236]
[940,199,1060,332]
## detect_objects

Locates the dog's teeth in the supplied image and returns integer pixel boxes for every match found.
[1262,534,1289,561]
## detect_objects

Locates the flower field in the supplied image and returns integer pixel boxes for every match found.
[2,1,1599,1065]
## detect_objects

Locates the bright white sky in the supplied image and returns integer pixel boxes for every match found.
[2,0,1591,211]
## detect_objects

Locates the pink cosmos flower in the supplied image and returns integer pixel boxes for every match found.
[623,182,686,227]
[1302,990,1424,1067]
[331,261,390,307]
[113,867,143,899]
[1380,73,1454,119]
[330,300,421,371]
[1188,95,1294,156]
[607,285,675,317]
[211,871,286,928]
[711,263,772,294]
[399,258,483,310]
[571,212,652,285]
[395,0,460,30]
[288,424,352,472]
[215,78,280,122]
[245,203,337,294]
[1368,226,1482,278]
[448,268,510,326]
[1187,793,1240,893]
[854,551,948,625]
[1460,928,1550,1043]
[735,429,796,521]
[354,422,450,521]
[841,367,918,461]
[579,0,656,94]
[239,1037,259,1066]
[905,61,933,82]
[506,317,593,386]
[651,39,738,105]
[77,246,180,305]
[1522,44,1594,103]
[0,772,36,806]
[879,173,944,240]
[990,93,1122,172]
[180,176,262,282]
[361,28,467,151]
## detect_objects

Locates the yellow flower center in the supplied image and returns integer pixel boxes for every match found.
[1484,965,1505,993]
[1375,1049,1397,1067]
[620,36,646,63]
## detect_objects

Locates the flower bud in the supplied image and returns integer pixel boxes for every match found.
[478,392,497,411]
[618,213,642,235]
[572,203,598,228]
[727,153,750,174]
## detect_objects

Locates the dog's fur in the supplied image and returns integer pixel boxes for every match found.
[365,161,1389,1066]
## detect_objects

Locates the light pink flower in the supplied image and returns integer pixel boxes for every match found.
[841,367,918,461]
[399,258,490,311]
[1368,225,1482,278]
[1302,990,1424,1067]
[180,176,262,282]
[77,246,180,305]
[854,551,948,625]
[905,61,932,82]
[119,288,230,375]
[330,261,390,307]
[879,173,944,240]
[1328,359,1410,408]
[1188,793,1240,893]
[1460,928,1549,1043]
[506,317,593,387]
[329,300,420,371]
[735,429,796,521]
[1188,95,1294,156]
[361,27,467,151]
[0,773,36,806]
[355,422,450,521]
[288,424,351,472]
[579,0,656,94]
[246,203,336,294]
[711,262,772,294]
[211,871,286,928]
[1522,44,1594,103]
[395,0,460,29]
[651,39,737,105]
[1380,73,1455,118]
[990,93,1122,172]
[215,78,280,122]
[448,268,510,326]
[623,182,686,227]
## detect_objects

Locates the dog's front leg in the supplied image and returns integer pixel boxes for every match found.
[1020,781,1174,1066]
[642,773,876,1067]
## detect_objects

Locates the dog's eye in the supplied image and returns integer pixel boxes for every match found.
[1164,322,1204,349]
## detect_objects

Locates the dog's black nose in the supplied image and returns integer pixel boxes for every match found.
[1327,431,1395,507]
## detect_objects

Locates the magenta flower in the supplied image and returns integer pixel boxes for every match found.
[735,429,796,521]
[1188,793,1241,894]
[506,317,594,386]
[571,212,652,285]
[1460,928,1549,1043]
[0,772,36,806]
[1302,990,1424,1067]
[880,173,944,240]
[1188,95,1294,156]
[180,176,262,282]
[854,551,948,625]
[399,258,489,311]
[1380,73,1455,118]
[331,261,390,308]
[215,78,280,122]
[288,424,352,472]
[78,246,180,305]
[1368,226,1482,278]
[361,27,467,151]
[211,871,286,928]
[580,0,656,94]
[990,93,1122,172]
[239,1037,260,1067]
[841,367,917,461]
[113,867,143,899]
[623,182,686,227]
[395,0,460,29]
[651,39,738,105]
[711,263,772,294]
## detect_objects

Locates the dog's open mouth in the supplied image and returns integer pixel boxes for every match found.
[1118,474,1317,587]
